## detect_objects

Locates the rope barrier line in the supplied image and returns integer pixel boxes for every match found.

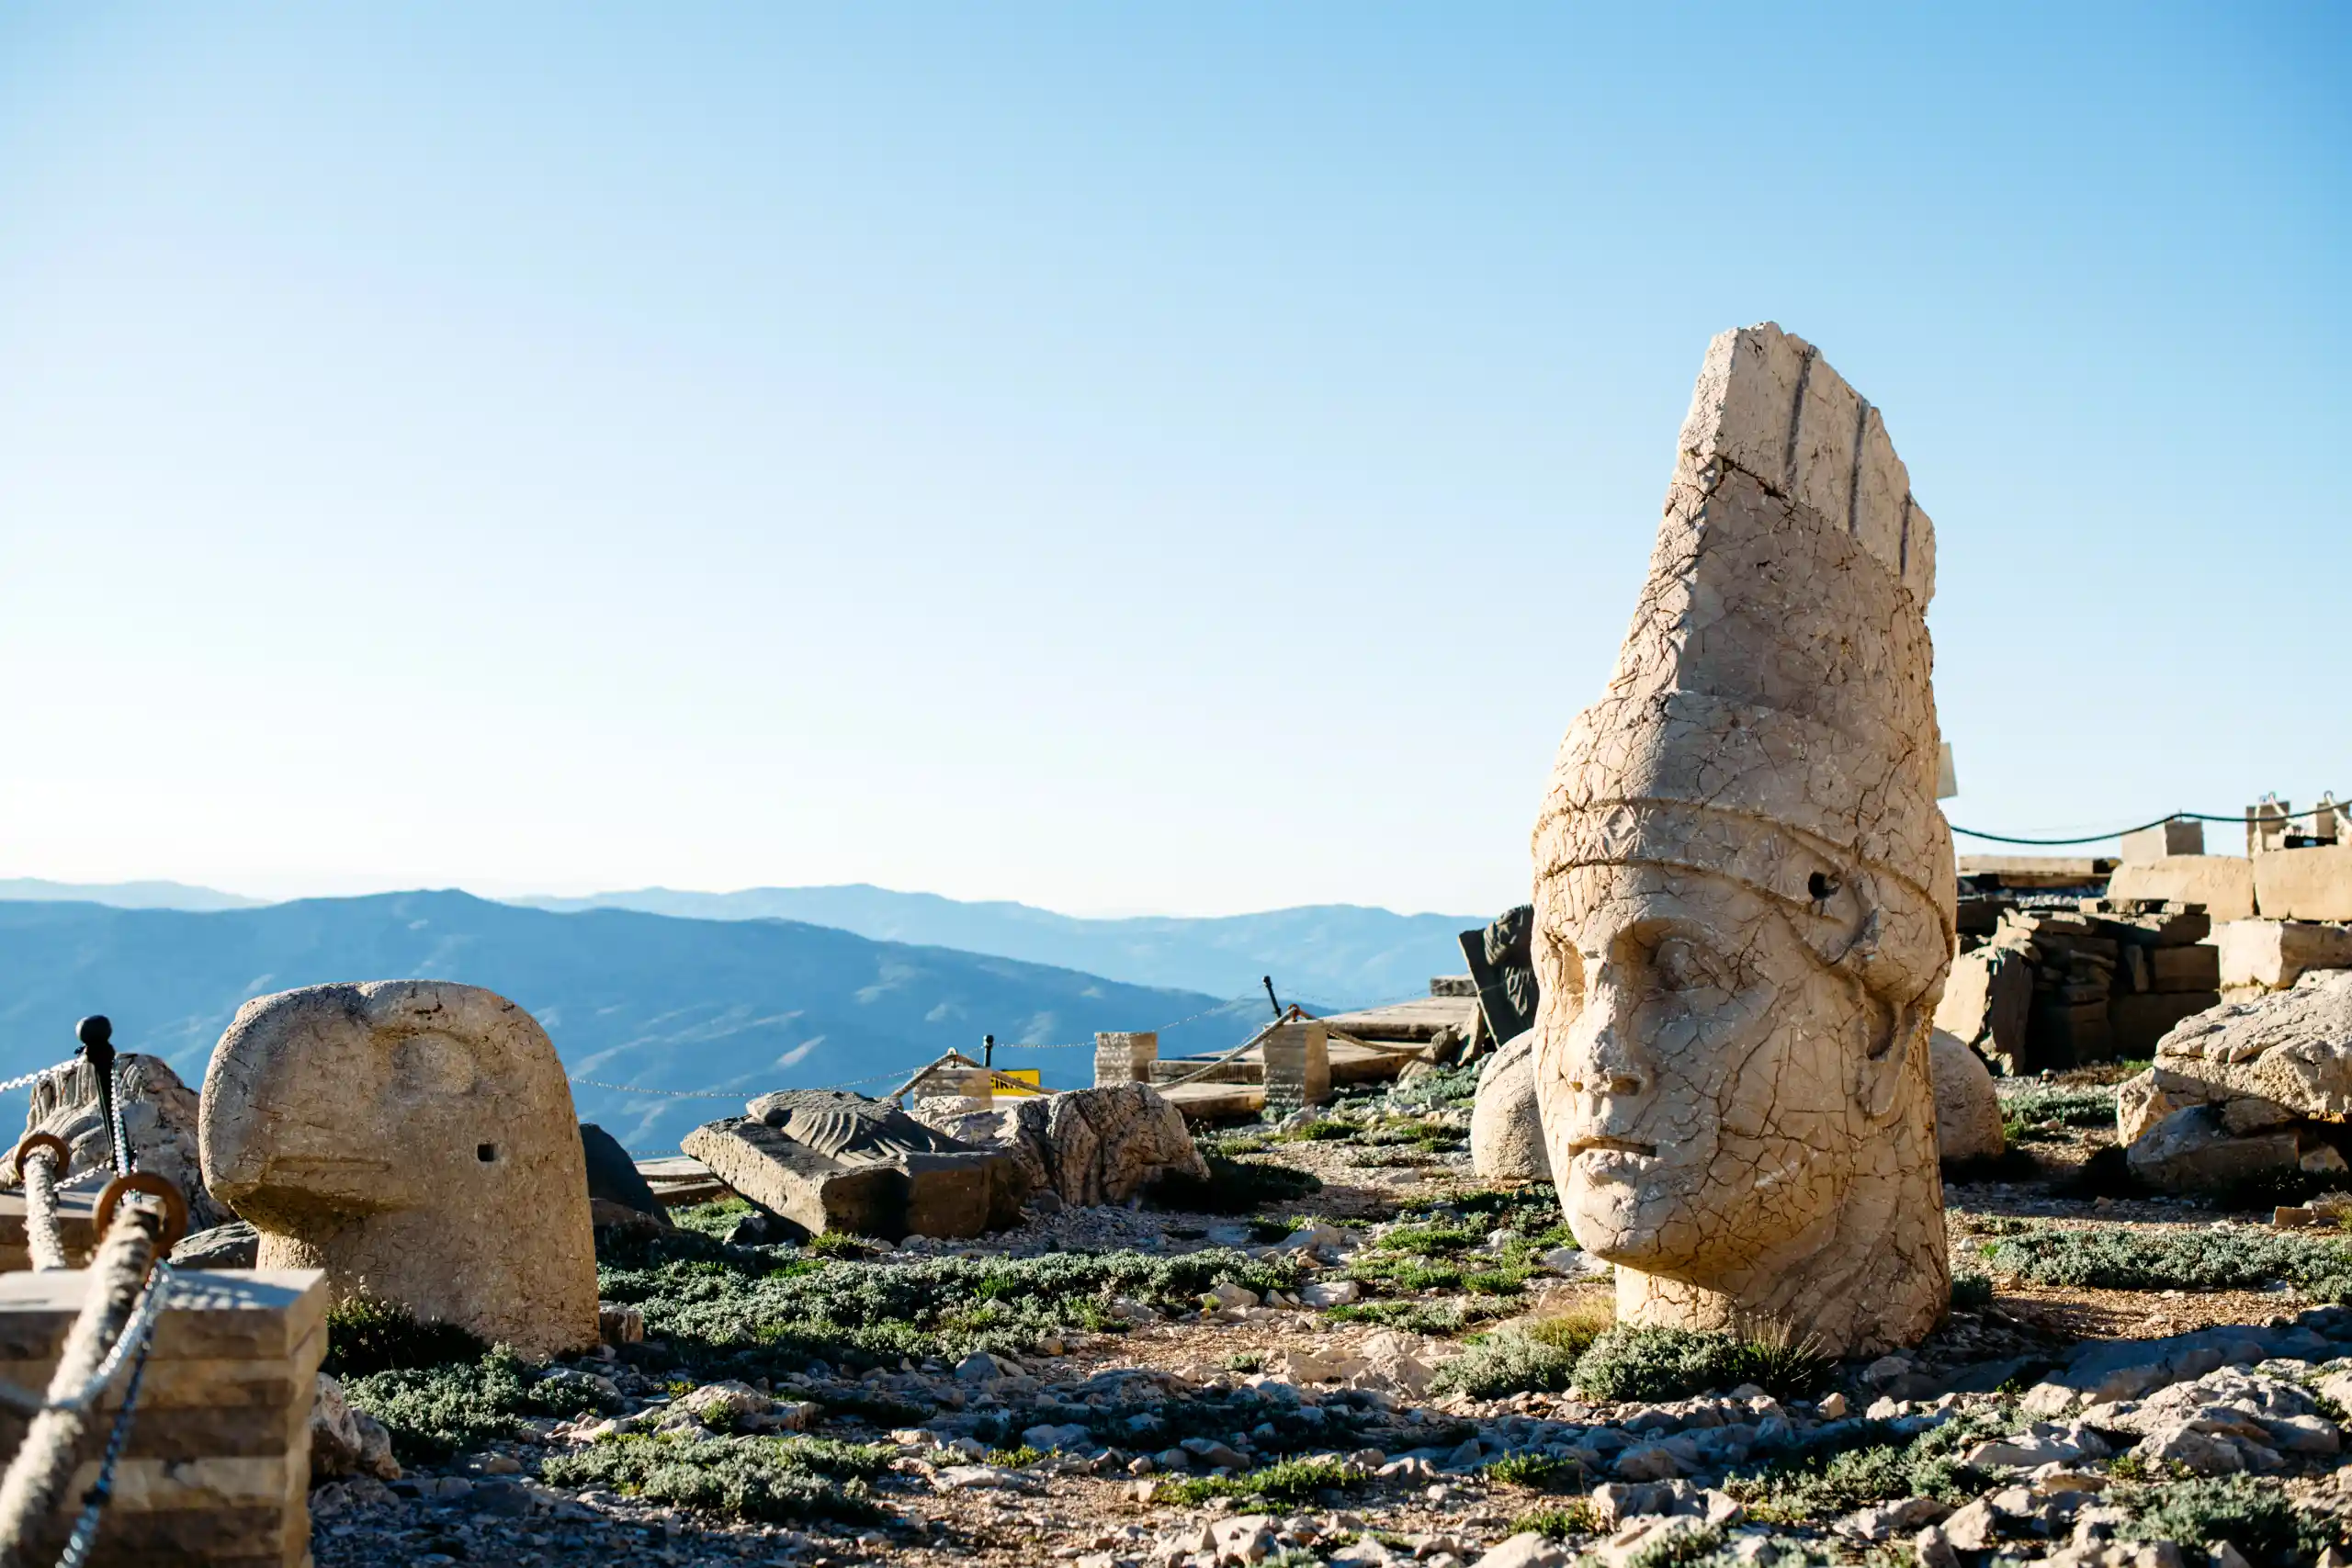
[1951,802,2346,847]
[19,1151,66,1274]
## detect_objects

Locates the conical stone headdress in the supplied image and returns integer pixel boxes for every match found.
[1536,323,1955,1016]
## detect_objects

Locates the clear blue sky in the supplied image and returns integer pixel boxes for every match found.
[1,5,2344,916]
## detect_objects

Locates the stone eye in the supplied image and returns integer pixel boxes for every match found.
[1655,936,1705,992]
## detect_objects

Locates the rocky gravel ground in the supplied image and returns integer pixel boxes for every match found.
[310,1065,2352,1568]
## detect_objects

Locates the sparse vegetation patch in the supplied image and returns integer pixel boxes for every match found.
[1570,1325,1831,1404]
[540,1433,888,1522]
[1982,1222,2352,1298]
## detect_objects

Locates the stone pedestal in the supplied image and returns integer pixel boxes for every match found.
[1260,1022,1330,1117]
[1093,1032,1159,1087]
[0,1267,328,1566]
[0,1189,96,1273]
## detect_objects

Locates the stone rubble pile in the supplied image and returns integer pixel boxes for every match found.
[2115,968,2352,1190]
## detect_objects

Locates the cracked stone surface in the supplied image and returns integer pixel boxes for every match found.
[1529,321,1955,1356]
[200,979,601,1355]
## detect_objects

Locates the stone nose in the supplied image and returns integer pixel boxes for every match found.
[1560,982,1651,1131]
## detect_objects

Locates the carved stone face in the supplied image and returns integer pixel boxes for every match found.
[1535,860,1884,1286]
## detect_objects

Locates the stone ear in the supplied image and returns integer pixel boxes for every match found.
[1856,1001,1921,1122]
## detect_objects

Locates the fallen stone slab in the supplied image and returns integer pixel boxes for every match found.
[685,1089,1026,1241]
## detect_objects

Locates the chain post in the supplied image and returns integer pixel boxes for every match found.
[74,1017,124,1177]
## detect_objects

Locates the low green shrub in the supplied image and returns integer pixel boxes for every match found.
[1983,1222,2352,1299]
[1570,1325,1831,1404]
[1374,1224,1483,1256]
[1509,1502,1598,1540]
[321,1297,488,1378]
[1617,1524,1723,1568]
[1159,1456,1363,1507]
[597,1238,1304,1365]
[669,1197,754,1240]
[985,1444,1045,1468]
[1384,1060,1480,1111]
[1481,1451,1584,1490]
[1433,1306,1611,1399]
[2119,1475,2334,1567]
[1995,1081,2119,1131]
[1951,1270,1995,1309]
[1321,1300,1476,1335]
[1726,1406,2010,1522]
[540,1433,887,1522]
[342,1349,611,1461]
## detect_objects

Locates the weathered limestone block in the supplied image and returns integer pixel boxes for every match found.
[1261,1021,1330,1116]
[687,1089,1025,1240]
[2254,844,2352,922]
[17,1051,232,1234]
[0,1189,96,1273]
[2216,919,2352,998]
[199,981,600,1358]
[1532,323,1953,1356]
[2125,1105,2302,1193]
[2151,970,2352,1122]
[2115,1066,2210,1145]
[912,1083,1206,1207]
[0,1267,326,1567]
[1093,1032,1159,1087]
[2120,819,2204,862]
[1933,949,2032,1074]
[2106,855,2256,921]
[310,1371,400,1481]
[1929,1030,2004,1164]
[1470,1031,1551,1181]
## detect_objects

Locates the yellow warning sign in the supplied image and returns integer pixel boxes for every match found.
[989,1068,1045,1096]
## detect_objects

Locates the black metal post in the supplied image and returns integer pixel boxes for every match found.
[981,1033,995,1069]
[75,1015,124,1176]
[1261,976,1283,1020]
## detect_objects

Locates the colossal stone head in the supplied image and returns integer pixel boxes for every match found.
[199,980,599,1356]
[1532,324,1956,1355]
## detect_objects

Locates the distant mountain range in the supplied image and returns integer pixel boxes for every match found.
[510,886,1482,1006]
[0,877,266,911]
[1,879,1487,1010]
[0,892,1269,1156]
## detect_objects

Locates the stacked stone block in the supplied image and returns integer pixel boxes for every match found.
[1259,1022,1329,1118]
[0,1267,327,1566]
[1091,1032,1158,1088]
[1961,901,2220,1068]
[0,1190,96,1273]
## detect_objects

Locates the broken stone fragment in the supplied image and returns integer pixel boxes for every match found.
[22,1049,231,1233]
[2124,1104,2303,1193]
[910,1082,1205,1207]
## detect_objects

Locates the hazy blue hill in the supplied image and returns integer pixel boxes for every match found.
[513,885,1481,1008]
[0,877,265,911]
[0,893,1259,1156]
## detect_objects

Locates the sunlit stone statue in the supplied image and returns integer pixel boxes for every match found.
[1532,323,1954,1355]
